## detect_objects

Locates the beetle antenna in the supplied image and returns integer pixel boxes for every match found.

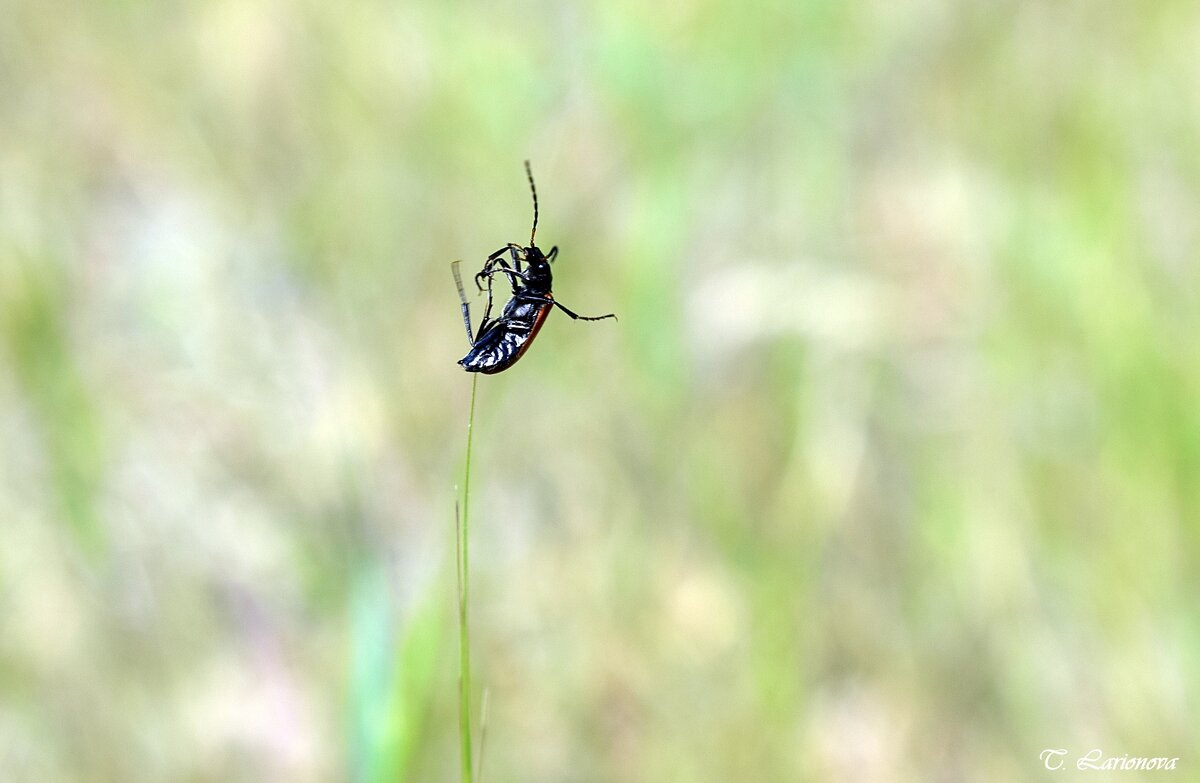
[524,160,538,246]
[451,261,474,343]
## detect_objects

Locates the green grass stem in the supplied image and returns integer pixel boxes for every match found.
[456,374,479,783]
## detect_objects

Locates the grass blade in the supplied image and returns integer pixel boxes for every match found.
[456,374,480,783]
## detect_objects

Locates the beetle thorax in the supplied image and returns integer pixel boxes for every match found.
[522,246,553,293]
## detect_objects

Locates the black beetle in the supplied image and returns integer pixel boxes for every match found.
[453,161,616,374]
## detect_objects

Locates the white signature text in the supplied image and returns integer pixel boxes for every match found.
[1041,748,1179,771]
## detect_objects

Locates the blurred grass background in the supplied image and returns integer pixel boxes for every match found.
[1,0,1198,781]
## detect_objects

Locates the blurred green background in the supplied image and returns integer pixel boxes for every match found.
[2,1,1198,781]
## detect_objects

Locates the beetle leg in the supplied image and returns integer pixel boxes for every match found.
[476,305,495,341]
[549,300,614,324]
[474,266,497,291]
[546,245,558,263]
[475,260,512,291]
[485,243,524,263]
[476,244,526,290]
[523,293,618,322]
[476,266,529,293]
[476,270,502,340]
[497,268,531,287]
